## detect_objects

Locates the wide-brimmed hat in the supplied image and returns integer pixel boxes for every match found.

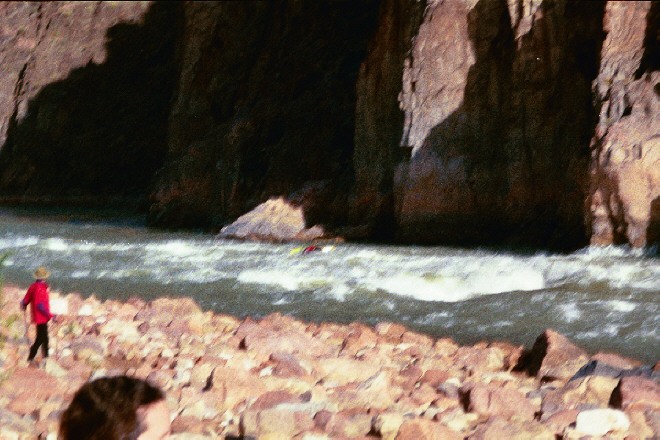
[33,266,50,279]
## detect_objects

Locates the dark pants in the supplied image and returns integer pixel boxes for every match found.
[28,323,49,361]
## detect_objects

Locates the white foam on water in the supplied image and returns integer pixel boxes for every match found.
[273,297,292,305]
[414,311,452,325]
[360,265,544,302]
[0,236,39,249]
[576,323,621,339]
[75,242,138,253]
[470,268,545,294]
[70,270,91,278]
[145,240,199,257]
[236,270,331,292]
[43,237,69,252]
[558,302,582,323]
[177,268,228,283]
[363,273,473,302]
[328,282,351,301]
[604,300,637,313]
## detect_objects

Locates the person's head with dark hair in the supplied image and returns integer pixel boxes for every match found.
[59,375,170,440]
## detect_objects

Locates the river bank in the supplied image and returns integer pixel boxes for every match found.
[0,283,657,439]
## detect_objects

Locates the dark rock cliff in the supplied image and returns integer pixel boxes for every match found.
[0,2,181,203]
[0,1,656,249]
[147,0,380,229]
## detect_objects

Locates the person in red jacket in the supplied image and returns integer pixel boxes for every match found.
[20,266,56,365]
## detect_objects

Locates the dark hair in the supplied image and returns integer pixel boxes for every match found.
[59,375,165,440]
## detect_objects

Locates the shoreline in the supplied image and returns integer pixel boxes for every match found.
[0,284,657,439]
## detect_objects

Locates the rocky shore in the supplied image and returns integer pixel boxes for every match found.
[0,284,657,439]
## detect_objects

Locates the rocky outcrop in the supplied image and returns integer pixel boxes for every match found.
[392,0,607,248]
[349,0,425,240]
[147,0,380,229]
[0,2,181,202]
[588,1,660,248]
[1,285,657,439]
[0,1,657,249]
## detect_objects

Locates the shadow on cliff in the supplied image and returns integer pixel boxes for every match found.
[0,2,183,207]
[398,0,606,252]
[648,197,660,255]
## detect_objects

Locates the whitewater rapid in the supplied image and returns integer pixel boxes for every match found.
[1,207,658,362]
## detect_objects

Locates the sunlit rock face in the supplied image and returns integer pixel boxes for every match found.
[391,0,607,249]
[588,1,659,248]
[0,1,656,249]
[0,1,181,201]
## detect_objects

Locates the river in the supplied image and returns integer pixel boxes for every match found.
[1,206,658,363]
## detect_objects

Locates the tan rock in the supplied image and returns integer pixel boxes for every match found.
[626,410,656,440]
[541,375,620,418]
[542,408,579,435]
[437,408,480,433]
[463,383,536,420]
[454,346,505,373]
[395,418,462,440]
[330,371,401,411]
[323,410,373,438]
[373,412,407,440]
[469,417,554,440]
[315,357,381,386]
[375,322,407,340]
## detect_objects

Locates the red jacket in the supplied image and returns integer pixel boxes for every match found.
[21,280,53,324]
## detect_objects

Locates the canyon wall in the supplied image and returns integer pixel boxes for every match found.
[147,0,379,228]
[0,1,181,201]
[588,1,659,248]
[0,1,656,249]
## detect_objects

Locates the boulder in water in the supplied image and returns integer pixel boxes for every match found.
[218,197,325,242]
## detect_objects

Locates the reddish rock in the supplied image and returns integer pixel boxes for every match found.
[462,383,536,421]
[542,409,579,435]
[396,364,423,390]
[419,369,450,388]
[249,390,301,411]
[610,376,660,411]
[591,352,643,369]
[341,323,379,354]
[469,417,555,440]
[322,410,373,438]
[395,418,461,440]
[518,329,589,380]
[270,352,308,378]
[408,382,439,408]
[588,1,659,248]
[0,367,63,399]
[375,322,408,340]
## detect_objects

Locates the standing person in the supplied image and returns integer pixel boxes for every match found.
[59,375,171,440]
[20,266,56,366]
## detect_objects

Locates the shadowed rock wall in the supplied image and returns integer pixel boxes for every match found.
[147,0,380,229]
[0,2,181,202]
[0,1,656,249]
[390,0,606,249]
